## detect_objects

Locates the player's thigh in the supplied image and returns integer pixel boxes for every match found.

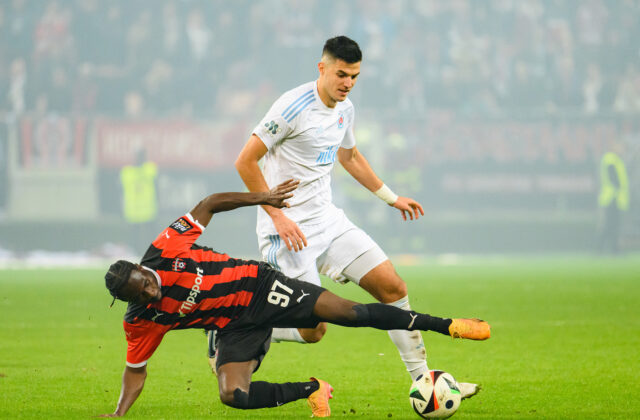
[215,327,272,374]
[259,233,323,285]
[312,290,359,324]
[319,218,386,285]
[257,266,326,328]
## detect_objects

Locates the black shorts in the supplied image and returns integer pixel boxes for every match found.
[216,263,325,370]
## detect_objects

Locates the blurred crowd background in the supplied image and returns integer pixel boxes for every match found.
[1,0,639,261]
[3,0,640,118]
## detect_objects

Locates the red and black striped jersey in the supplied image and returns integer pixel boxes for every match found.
[123,213,261,367]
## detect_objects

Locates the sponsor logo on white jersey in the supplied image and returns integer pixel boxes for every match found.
[264,120,281,136]
[316,145,339,164]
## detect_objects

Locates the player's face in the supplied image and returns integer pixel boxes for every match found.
[121,268,162,305]
[318,58,360,106]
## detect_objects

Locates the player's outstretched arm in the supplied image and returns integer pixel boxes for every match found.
[337,146,424,220]
[98,365,147,417]
[189,179,299,228]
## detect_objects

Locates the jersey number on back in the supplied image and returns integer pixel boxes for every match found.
[267,279,293,307]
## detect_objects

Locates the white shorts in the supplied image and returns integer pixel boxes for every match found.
[258,209,387,286]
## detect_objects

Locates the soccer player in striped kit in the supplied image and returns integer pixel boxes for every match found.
[230,36,481,397]
[100,180,490,417]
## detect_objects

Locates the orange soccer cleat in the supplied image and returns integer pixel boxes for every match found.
[449,318,491,340]
[307,377,333,417]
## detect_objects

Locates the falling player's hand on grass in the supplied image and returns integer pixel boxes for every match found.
[392,196,425,221]
[265,179,299,208]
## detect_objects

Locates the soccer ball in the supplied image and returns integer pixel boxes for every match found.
[409,370,461,418]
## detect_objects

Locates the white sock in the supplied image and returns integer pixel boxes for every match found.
[387,296,429,381]
[271,327,307,343]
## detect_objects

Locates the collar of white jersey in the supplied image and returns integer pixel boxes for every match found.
[141,266,161,288]
[314,80,335,111]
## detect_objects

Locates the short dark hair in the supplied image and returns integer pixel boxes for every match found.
[322,36,362,63]
[105,260,136,305]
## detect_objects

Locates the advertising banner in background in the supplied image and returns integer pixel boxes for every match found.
[19,117,88,168]
[95,120,247,170]
[357,116,637,213]
[3,115,638,253]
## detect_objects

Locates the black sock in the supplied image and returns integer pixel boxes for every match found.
[349,303,452,336]
[233,380,319,409]
[411,312,452,336]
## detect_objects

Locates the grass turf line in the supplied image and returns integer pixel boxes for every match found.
[0,257,638,419]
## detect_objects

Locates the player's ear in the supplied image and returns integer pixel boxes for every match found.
[318,61,325,75]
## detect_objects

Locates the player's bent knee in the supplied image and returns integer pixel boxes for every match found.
[299,323,327,343]
[351,304,370,326]
[218,390,235,407]
[392,281,408,299]
[379,279,407,303]
[361,264,408,303]
[219,388,250,409]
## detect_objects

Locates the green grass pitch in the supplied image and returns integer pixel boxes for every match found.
[1,256,639,419]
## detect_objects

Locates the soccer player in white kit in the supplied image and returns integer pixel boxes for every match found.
[214,36,479,398]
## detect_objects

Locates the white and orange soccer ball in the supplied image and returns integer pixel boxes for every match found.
[409,370,462,419]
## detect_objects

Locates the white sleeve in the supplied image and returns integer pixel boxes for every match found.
[252,95,297,150]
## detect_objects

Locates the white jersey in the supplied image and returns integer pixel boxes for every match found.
[253,80,356,236]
